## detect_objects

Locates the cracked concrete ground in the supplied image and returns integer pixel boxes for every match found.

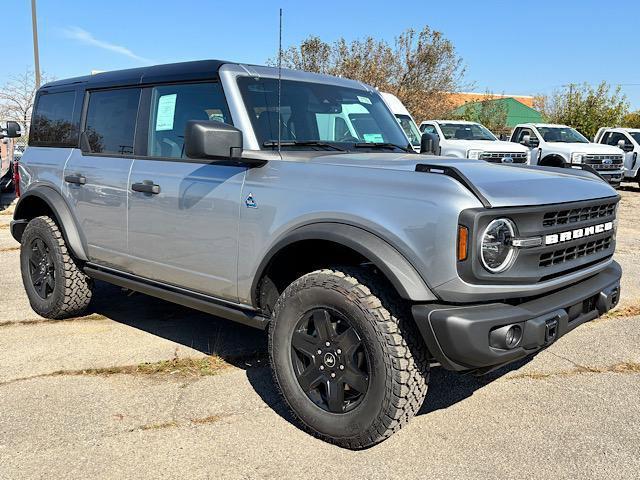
[1,186,639,480]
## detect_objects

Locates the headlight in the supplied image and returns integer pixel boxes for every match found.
[467,149,483,159]
[571,152,585,164]
[480,218,516,273]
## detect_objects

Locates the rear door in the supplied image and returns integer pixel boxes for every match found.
[63,87,140,268]
[127,81,245,301]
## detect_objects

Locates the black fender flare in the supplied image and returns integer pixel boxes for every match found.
[251,222,437,302]
[11,185,89,261]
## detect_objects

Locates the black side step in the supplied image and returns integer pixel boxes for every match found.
[415,164,492,208]
[84,266,270,330]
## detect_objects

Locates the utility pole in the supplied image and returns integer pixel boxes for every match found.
[31,0,41,88]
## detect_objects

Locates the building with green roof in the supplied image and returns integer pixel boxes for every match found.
[452,97,543,128]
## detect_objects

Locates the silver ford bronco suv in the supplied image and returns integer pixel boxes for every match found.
[9,61,622,449]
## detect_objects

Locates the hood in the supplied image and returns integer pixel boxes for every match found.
[309,153,617,208]
[443,139,529,153]
[546,142,622,155]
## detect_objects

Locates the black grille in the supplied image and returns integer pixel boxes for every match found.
[480,152,528,163]
[539,235,613,267]
[542,202,617,228]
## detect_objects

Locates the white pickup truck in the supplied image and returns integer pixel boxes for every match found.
[511,123,625,186]
[419,120,530,164]
[594,127,640,186]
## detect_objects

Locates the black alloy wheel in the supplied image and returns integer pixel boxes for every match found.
[291,308,370,413]
[28,237,56,299]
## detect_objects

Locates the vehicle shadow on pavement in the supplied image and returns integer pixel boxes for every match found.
[88,281,269,368]
[89,281,536,426]
[418,357,534,416]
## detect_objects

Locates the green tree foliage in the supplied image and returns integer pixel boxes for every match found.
[271,27,466,122]
[534,82,629,139]
[622,111,640,128]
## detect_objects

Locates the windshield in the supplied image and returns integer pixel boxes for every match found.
[538,126,589,143]
[237,77,410,151]
[439,123,496,141]
[395,114,421,147]
[630,132,640,144]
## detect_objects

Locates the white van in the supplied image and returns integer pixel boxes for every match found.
[380,92,422,152]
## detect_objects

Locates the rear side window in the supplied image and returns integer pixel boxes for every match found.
[84,88,141,155]
[147,82,231,158]
[30,91,78,147]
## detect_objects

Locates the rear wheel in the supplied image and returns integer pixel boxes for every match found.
[20,216,93,319]
[269,268,429,449]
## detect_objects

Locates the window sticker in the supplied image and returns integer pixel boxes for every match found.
[357,95,372,105]
[155,94,177,131]
[363,133,384,143]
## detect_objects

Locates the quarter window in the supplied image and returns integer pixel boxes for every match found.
[84,88,141,155]
[147,82,231,158]
[30,90,78,147]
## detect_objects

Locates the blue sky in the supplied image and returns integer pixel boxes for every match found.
[4,0,640,109]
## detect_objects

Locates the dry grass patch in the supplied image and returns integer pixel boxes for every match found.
[138,420,179,431]
[190,414,226,425]
[0,312,107,328]
[508,361,640,381]
[0,245,19,252]
[602,304,640,319]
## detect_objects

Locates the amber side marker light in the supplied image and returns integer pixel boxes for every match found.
[457,225,469,261]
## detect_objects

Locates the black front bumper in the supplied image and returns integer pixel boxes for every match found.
[412,262,622,373]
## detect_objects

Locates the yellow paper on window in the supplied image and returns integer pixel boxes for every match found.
[155,94,177,131]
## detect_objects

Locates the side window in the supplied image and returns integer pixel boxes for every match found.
[516,128,538,143]
[147,82,231,158]
[421,124,437,135]
[30,90,78,147]
[605,132,629,147]
[599,132,611,144]
[84,88,141,155]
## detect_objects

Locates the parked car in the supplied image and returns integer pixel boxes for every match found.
[594,127,640,187]
[419,120,530,164]
[380,92,421,152]
[511,123,625,186]
[9,60,622,449]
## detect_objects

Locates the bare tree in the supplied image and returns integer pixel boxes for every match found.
[270,26,467,121]
[0,69,51,137]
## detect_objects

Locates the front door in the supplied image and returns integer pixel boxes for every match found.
[63,87,140,268]
[126,82,245,301]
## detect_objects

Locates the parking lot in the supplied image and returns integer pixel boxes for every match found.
[1,185,639,480]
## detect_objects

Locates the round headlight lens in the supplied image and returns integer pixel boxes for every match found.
[481,218,516,273]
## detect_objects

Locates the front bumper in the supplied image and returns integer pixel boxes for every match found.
[412,262,622,373]
[598,171,624,185]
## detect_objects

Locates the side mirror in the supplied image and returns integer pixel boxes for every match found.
[3,121,22,138]
[617,139,634,152]
[420,132,439,154]
[184,121,243,161]
[521,134,531,147]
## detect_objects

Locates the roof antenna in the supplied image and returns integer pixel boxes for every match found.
[277,7,283,155]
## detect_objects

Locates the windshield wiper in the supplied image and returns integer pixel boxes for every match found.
[263,140,346,151]
[353,142,413,153]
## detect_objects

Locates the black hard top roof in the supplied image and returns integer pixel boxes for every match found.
[41,59,231,90]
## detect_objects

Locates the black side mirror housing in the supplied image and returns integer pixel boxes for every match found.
[420,132,439,154]
[3,121,22,138]
[185,121,243,161]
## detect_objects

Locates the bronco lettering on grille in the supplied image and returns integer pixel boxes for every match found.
[544,221,613,245]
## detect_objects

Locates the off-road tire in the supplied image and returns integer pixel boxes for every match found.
[20,216,93,319]
[269,267,429,449]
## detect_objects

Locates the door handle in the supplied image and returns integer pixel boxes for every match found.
[64,174,86,185]
[132,181,160,194]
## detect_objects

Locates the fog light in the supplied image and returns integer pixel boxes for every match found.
[489,324,523,350]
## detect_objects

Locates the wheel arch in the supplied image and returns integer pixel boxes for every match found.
[539,154,567,168]
[11,185,88,261]
[251,223,437,309]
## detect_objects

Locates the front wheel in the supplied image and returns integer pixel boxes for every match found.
[20,216,93,319]
[269,268,429,449]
